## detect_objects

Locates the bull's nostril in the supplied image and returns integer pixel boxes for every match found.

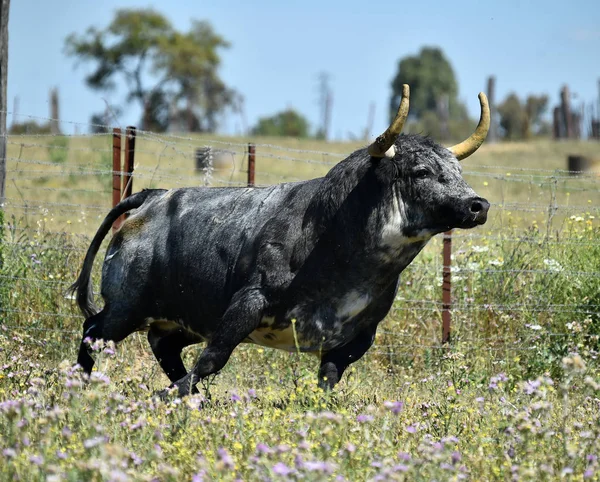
[470,201,483,213]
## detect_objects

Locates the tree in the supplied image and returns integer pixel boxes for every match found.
[497,93,549,140]
[390,47,467,125]
[65,9,236,132]
[251,109,310,138]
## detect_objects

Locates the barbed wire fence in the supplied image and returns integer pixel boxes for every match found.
[1,111,599,366]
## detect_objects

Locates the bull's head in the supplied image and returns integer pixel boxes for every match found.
[369,85,490,239]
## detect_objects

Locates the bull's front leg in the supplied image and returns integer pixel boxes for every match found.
[160,288,267,398]
[317,325,377,390]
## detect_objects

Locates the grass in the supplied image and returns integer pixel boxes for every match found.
[1,133,600,480]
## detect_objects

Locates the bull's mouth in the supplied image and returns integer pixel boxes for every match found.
[456,210,488,229]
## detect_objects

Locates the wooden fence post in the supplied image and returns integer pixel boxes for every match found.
[0,0,10,206]
[442,230,452,343]
[112,128,122,232]
[247,143,255,187]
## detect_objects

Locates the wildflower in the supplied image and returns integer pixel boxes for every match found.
[272,462,293,476]
[356,414,374,423]
[304,460,335,473]
[83,436,105,449]
[217,447,234,470]
[256,443,271,455]
[405,424,417,433]
[383,400,404,414]
[2,448,16,458]
[543,258,563,272]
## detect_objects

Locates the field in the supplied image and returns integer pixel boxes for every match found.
[1,132,600,480]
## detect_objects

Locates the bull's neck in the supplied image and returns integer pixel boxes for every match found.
[292,157,423,283]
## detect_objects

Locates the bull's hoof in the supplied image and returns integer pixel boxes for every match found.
[152,384,199,402]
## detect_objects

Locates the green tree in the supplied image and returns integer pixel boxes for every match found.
[65,9,235,132]
[497,93,549,140]
[390,47,466,123]
[251,109,310,138]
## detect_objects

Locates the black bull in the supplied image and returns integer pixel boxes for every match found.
[71,134,490,397]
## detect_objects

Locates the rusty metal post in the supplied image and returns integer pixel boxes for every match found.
[121,126,136,223]
[112,128,122,232]
[247,143,255,187]
[442,230,452,343]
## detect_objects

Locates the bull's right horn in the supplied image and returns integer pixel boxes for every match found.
[368,84,410,158]
[448,92,490,160]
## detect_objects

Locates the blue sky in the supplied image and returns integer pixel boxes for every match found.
[7,0,600,139]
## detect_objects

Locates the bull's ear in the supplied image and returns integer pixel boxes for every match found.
[448,93,490,160]
[368,85,410,159]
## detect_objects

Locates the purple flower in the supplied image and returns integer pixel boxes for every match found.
[247,389,257,398]
[2,448,16,458]
[393,464,409,472]
[230,393,241,403]
[304,460,335,473]
[56,450,67,460]
[384,401,404,414]
[452,451,462,464]
[256,443,271,455]
[217,447,234,469]
[83,436,105,449]
[356,414,374,423]
[398,452,411,461]
[277,444,290,453]
[584,469,595,479]
[29,455,44,466]
[524,379,542,395]
[272,462,292,476]
[405,424,417,434]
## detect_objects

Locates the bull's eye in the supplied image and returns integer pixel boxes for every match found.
[413,168,431,179]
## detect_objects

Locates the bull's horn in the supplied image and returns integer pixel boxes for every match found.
[368,84,410,158]
[448,92,490,160]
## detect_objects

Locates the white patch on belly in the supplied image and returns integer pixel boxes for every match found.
[336,291,371,320]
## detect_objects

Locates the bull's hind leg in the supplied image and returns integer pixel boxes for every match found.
[147,325,202,383]
[77,304,143,375]
[159,289,267,398]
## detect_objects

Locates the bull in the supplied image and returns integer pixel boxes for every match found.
[71,85,490,397]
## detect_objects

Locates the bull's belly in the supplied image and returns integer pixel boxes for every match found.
[245,321,316,352]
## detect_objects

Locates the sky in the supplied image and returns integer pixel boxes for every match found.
[6,0,600,140]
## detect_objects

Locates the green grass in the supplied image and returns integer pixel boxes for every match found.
[0,134,599,480]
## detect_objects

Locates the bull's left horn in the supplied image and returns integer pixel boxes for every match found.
[368,84,410,158]
[448,92,490,161]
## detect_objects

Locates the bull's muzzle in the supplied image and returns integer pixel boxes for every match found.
[466,196,490,226]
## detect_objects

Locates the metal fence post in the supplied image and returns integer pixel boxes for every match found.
[442,230,452,343]
[248,143,255,187]
[112,127,122,232]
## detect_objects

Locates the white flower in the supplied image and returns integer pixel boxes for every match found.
[528,324,542,331]
[543,258,563,272]
[488,259,504,266]
[472,245,489,253]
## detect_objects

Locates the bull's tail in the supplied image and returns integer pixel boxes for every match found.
[69,189,163,318]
